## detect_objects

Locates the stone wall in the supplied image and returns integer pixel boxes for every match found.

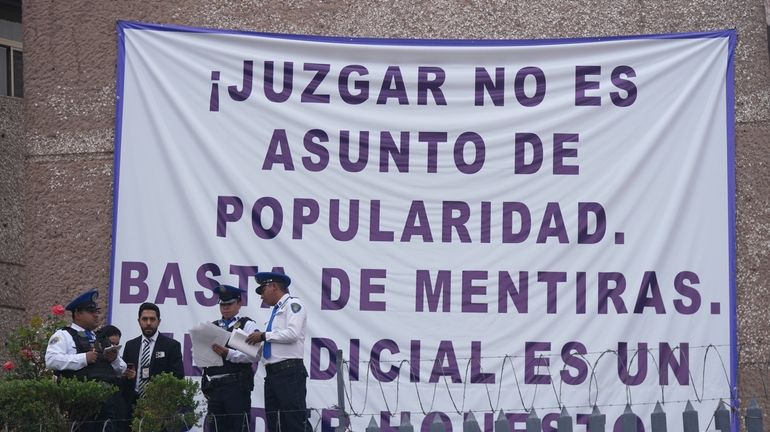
[0,95,23,360]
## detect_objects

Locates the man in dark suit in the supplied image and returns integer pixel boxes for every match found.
[121,302,184,427]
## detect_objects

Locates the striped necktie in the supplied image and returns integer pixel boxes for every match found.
[137,338,151,396]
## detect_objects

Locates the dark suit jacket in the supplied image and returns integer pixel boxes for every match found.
[121,333,184,404]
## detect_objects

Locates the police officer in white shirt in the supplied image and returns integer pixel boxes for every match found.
[203,284,260,432]
[246,272,309,432]
[45,289,127,431]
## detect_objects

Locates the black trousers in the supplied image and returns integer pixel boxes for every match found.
[264,361,310,432]
[207,383,252,432]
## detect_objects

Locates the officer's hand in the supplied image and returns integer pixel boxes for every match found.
[124,368,136,379]
[245,331,263,345]
[103,348,118,362]
[212,343,229,358]
[85,350,98,364]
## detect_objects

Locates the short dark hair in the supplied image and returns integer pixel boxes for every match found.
[96,325,122,339]
[138,302,161,319]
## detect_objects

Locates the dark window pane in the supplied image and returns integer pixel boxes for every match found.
[0,4,22,25]
[0,45,8,97]
[12,49,21,97]
[0,19,22,42]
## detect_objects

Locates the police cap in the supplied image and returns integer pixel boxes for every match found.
[254,272,291,294]
[213,284,245,305]
[65,289,100,312]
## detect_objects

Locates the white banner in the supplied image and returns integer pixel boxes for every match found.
[111,21,736,432]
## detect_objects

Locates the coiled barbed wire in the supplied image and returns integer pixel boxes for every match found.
[336,343,736,418]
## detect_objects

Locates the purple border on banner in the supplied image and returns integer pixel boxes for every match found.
[108,21,739,419]
[724,29,738,432]
[116,19,734,46]
[108,21,129,325]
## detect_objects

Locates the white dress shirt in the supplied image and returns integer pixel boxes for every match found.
[263,294,307,364]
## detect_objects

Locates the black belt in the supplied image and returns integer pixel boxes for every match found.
[206,373,242,386]
[209,373,236,381]
[265,359,304,374]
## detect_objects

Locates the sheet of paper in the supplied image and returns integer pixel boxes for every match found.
[227,328,261,359]
[189,322,230,367]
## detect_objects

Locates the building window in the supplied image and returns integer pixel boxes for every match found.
[0,0,22,98]
[0,40,22,97]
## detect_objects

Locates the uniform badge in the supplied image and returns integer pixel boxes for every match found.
[49,336,60,345]
[155,351,165,359]
[291,303,302,313]
[234,321,242,329]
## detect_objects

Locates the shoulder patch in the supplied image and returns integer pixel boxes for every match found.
[291,303,302,313]
[49,335,60,345]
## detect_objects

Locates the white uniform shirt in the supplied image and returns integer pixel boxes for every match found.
[263,294,307,364]
[45,323,127,373]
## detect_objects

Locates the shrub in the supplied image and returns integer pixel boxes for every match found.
[132,372,203,432]
[0,305,115,431]
[0,377,114,431]
[57,377,117,424]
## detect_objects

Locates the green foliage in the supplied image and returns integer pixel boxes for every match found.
[132,372,204,432]
[0,306,117,430]
[0,377,114,431]
[2,306,68,380]
[0,378,60,431]
[56,377,117,423]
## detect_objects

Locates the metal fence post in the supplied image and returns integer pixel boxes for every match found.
[714,399,731,432]
[399,412,415,432]
[621,404,637,432]
[589,405,606,432]
[557,406,573,432]
[650,402,667,432]
[430,414,445,432]
[494,410,509,432]
[367,416,381,432]
[336,349,348,432]
[463,412,481,432]
[526,408,541,432]
[682,401,698,432]
[746,399,763,432]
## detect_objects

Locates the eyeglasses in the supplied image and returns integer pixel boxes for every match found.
[258,282,276,292]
